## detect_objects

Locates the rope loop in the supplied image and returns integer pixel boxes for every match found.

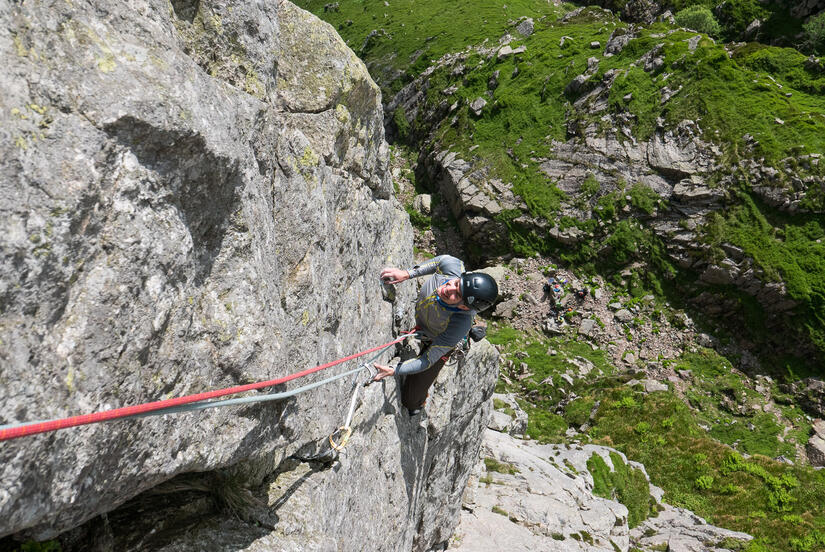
[328,426,352,451]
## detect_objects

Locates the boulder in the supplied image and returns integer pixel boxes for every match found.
[450,431,631,551]
[565,74,590,96]
[516,18,534,37]
[413,194,432,215]
[808,435,825,467]
[451,431,752,551]
[615,309,634,323]
[630,505,752,551]
[642,379,669,393]
[605,29,634,55]
[489,393,528,435]
[807,419,825,466]
[493,299,519,319]
[470,97,488,116]
[579,318,598,337]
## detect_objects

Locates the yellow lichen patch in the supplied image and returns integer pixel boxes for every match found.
[12,34,28,57]
[335,104,351,124]
[299,146,319,168]
[97,53,117,73]
[65,367,75,393]
[149,52,168,70]
[210,14,224,35]
[244,70,265,99]
[301,310,310,326]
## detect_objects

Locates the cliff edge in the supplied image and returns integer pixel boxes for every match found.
[0,1,498,550]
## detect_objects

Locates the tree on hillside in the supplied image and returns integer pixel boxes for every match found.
[674,5,721,37]
[804,11,825,55]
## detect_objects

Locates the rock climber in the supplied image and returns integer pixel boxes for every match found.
[372,255,499,416]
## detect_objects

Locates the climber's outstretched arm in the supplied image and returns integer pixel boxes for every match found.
[379,267,410,285]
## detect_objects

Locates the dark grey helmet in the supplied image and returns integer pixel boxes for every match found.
[460,272,499,312]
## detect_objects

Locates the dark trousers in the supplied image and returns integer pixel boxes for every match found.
[400,355,448,409]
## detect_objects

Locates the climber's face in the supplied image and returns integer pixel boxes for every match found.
[438,278,468,308]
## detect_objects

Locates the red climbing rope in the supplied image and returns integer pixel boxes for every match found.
[0,333,412,442]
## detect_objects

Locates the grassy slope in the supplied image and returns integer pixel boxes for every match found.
[296,0,572,96]
[298,0,825,363]
[489,323,825,552]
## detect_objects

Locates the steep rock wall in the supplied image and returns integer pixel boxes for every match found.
[0,1,497,549]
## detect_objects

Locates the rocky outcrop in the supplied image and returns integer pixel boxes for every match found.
[417,150,520,252]
[0,1,497,549]
[806,419,825,467]
[781,378,825,419]
[449,429,752,552]
[629,504,754,552]
[790,0,825,19]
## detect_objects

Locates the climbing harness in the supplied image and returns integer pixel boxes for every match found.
[0,331,416,442]
[444,338,470,368]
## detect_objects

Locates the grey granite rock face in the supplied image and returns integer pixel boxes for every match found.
[109,340,499,552]
[0,1,496,548]
[449,430,752,552]
[450,431,631,551]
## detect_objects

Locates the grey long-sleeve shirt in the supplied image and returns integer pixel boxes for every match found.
[396,255,475,376]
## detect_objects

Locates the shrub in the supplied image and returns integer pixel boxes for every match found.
[714,0,768,41]
[565,398,596,427]
[628,183,660,215]
[674,5,721,37]
[618,395,638,408]
[393,106,410,140]
[803,11,825,55]
[484,457,519,475]
[587,452,656,528]
[695,475,714,490]
[581,174,600,197]
[634,421,651,435]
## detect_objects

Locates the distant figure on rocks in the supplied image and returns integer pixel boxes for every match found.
[373,255,499,416]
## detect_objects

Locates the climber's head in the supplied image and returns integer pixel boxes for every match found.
[459,272,499,312]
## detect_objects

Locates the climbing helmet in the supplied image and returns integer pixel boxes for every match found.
[459,272,499,312]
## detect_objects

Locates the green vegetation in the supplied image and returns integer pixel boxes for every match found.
[674,5,721,37]
[484,457,520,475]
[702,193,825,358]
[493,397,516,416]
[18,542,61,552]
[564,397,596,427]
[714,0,767,40]
[393,106,410,140]
[296,0,570,96]
[804,12,825,55]
[404,203,431,230]
[588,382,825,551]
[676,348,803,458]
[489,322,825,551]
[587,451,657,528]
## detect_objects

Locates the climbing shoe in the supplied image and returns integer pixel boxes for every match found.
[408,407,422,417]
